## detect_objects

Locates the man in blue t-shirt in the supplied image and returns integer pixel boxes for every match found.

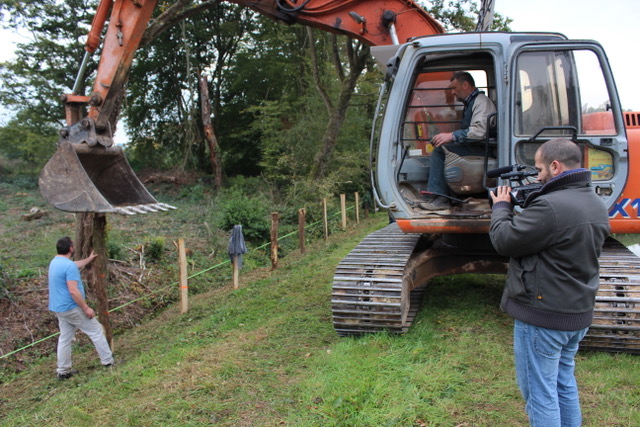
[48,236,114,380]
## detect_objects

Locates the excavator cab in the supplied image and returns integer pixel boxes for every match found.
[372,33,629,233]
[371,45,501,219]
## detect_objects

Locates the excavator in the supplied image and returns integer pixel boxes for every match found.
[38,0,640,353]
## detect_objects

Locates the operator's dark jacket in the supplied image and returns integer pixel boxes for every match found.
[489,169,610,331]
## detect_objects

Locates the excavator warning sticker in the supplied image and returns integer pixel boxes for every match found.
[609,199,640,218]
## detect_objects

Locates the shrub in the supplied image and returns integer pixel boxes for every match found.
[145,237,166,262]
[213,189,272,242]
[107,241,124,261]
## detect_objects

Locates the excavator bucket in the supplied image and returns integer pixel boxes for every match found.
[39,141,175,215]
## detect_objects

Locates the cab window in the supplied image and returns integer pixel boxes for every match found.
[515,49,616,137]
[403,70,492,157]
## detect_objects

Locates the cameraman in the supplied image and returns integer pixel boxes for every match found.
[489,139,610,427]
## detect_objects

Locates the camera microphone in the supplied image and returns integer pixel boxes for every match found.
[486,165,525,178]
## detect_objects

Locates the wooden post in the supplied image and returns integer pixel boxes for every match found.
[270,212,279,270]
[340,194,347,230]
[298,208,306,254]
[178,239,188,314]
[322,198,329,240]
[75,213,113,348]
[91,214,113,348]
[355,192,360,224]
[232,256,240,289]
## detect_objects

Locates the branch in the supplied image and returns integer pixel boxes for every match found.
[306,27,333,113]
[141,0,220,47]
[331,34,345,82]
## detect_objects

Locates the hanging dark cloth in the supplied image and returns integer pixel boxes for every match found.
[228,225,248,269]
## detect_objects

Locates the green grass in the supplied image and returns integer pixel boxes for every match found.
[1,212,639,426]
[1,178,639,426]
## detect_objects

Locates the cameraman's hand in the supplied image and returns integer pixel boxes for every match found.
[490,185,512,205]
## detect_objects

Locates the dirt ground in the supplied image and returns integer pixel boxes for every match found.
[0,261,158,375]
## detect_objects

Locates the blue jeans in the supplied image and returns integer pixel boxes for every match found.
[427,143,487,195]
[514,320,588,427]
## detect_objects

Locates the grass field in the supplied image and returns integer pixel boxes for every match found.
[1,177,639,426]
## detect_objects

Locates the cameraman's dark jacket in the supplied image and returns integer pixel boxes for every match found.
[490,169,610,331]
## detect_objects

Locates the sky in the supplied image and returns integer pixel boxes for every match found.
[495,0,640,111]
[0,0,638,112]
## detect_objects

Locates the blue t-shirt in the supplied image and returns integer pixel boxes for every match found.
[48,256,85,312]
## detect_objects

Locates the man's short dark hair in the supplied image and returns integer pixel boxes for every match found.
[56,237,73,255]
[451,71,476,88]
[538,138,581,168]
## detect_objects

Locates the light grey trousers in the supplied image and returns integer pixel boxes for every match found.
[55,306,114,374]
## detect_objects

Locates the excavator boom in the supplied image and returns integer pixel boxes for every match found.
[39,0,442,214]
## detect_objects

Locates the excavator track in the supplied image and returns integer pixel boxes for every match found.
[581,238,640,354]
[332,223,423,336]
[333,229,640,353]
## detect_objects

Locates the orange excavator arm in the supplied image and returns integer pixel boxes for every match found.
[70,0,444,147]
[42,0,444,214]
[41,0,443,214]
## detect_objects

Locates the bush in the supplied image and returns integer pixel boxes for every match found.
[107,241,124,261]
[145,236,166,262]
[213,189,272,242]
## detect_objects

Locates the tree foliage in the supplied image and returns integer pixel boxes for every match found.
[0,0,511,195]
[125,2,256,173]
[0,0,97,166]
[421,0,512,31]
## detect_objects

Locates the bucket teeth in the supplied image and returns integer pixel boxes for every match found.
[112,203,177,215]
[130,205,150,214]
[115,207,136,215]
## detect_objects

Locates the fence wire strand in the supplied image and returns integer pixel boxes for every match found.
[1,203,357,360]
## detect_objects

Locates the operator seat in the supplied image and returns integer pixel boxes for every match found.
[443,113,497,195]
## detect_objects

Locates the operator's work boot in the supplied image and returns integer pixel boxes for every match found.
[419,196,450,211]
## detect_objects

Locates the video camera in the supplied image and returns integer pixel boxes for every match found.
[487,164,542,207]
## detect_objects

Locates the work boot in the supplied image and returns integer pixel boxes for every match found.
[419,196,450,211]
[57,369,79,380]
[103,358,122,368]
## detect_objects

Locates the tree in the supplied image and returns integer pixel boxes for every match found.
[125,2,255,177]
[421,0,512,31]
[0,0,97,166]
[307,30,371,179]
[217,16,311,177]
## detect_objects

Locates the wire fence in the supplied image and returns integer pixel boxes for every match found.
[0,195,365,361]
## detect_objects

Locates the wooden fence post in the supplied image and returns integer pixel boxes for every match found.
[340,194,347,230]
[178,238,188,314]
[91,213,113,348]
[271,212,279,270]
[322,198,329,240]
[298,208,306,254]
[232,256,240,289]
[355,192,360,224]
